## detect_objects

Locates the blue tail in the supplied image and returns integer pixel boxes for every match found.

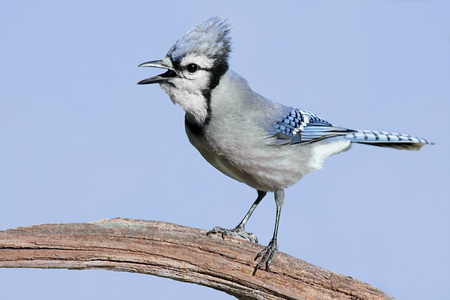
[345,130,434,151]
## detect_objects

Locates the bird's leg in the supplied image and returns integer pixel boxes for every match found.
[253,189,284,275]
[207,190,267,243]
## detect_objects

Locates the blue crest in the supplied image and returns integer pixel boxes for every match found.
[167,17,231,64]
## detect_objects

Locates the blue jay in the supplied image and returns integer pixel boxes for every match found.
[138,17,433,274]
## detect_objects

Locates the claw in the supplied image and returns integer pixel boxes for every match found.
[207,225,258,243]
[253,239,278,275]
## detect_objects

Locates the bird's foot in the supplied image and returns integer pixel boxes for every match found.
[253,238,278,275]
[207,225,258,243]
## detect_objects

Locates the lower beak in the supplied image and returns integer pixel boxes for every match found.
[137,57,175,84]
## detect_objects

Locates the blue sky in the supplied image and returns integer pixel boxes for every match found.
[1,1,449,299]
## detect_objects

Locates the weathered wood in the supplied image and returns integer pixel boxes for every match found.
[0,218,392,300]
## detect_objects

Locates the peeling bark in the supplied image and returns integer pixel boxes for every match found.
[0,218,392,300]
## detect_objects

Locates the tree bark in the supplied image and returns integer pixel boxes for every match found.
[0,218,392,300]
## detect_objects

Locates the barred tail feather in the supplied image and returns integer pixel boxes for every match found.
[346,130,434,151]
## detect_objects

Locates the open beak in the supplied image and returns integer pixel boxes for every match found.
[137,57,176,84]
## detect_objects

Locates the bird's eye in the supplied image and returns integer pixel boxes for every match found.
[186,63,199,73]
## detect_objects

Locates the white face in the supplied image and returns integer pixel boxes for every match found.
[161,54,215,126]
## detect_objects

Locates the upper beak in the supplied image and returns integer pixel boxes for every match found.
[137,57,176,84]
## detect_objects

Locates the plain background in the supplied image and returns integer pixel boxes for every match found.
[1,1,449,299]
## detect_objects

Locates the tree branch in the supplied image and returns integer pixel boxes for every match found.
[0,218,391,300]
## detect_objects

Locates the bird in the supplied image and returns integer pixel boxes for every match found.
[137,17,433,275]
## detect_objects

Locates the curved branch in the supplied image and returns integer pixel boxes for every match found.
[0,218,391,300]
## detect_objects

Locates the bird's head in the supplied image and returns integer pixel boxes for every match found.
[138,17,231,127]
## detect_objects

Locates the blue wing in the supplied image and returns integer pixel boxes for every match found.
[271,107,434,150]
[272,108,353,145]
